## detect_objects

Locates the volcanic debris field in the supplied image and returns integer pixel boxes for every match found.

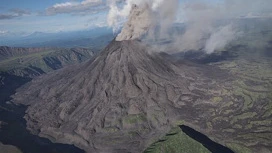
[8,31,272,153]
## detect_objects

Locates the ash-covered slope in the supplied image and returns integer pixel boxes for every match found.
[12,40,272,153]
[13,40,190,152]
[12,40,201,152]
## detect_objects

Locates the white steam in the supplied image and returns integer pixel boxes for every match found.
[205,25,240,54]
[170,2,241,53]
[107,0,272,53]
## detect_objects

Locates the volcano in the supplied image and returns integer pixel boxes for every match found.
[12,40,272,153]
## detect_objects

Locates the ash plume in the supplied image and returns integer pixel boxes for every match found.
[107,0,272,53]
[107,0,178,41]
[115,4,155,41]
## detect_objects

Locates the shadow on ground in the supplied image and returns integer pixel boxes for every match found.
[180,125,234,153]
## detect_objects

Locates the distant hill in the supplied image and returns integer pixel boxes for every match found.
[0,46,96,108]
[0,46,95,78]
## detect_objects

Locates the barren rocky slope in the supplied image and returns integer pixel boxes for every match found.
[12,40,272,153]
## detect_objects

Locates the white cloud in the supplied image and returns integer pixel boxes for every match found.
[46,0,105,15]
[53,2,75,9]
[94,21,107,27]
[81,0,101,5]
[0,30,9,35]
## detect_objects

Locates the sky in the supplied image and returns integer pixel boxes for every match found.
[0,0,111,36]
[0,0,269,37]
[0,0,223,36]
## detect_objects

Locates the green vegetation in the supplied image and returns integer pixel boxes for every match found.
[0,143,22,153]
[263,93,272,118]
[0,47,94,77]
[211,96,222,103]
[0,50,54,72]
[230,112,257,125]
[226,143,252,153]
[174,120,184,126]
[103,127,119,133]
[123,114,147,124]
[206,29,272,153]
[220,101,233,109]
[144,127,211,153]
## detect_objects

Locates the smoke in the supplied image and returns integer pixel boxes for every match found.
[107,0,178,41]
[107,0,272,53]
[205,24,240,54]
[107,0,149,33]
[115,4,154,41]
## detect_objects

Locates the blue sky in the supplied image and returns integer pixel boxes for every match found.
[0,0,224,36]
[0,0,110,36]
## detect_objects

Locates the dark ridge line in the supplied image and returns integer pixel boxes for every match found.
[180,125,234,153]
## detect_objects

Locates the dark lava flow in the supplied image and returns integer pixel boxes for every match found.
[180,125,234,153]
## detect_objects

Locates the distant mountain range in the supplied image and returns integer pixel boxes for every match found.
[0,27,114,48]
